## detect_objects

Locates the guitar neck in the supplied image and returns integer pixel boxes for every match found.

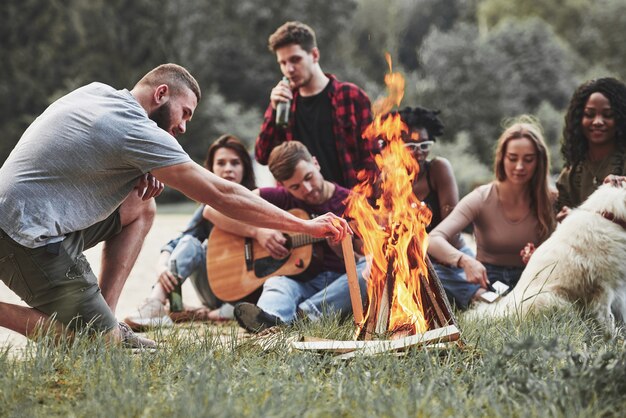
[290,234,326,248]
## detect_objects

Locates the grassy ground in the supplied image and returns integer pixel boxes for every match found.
[1,307,625,418]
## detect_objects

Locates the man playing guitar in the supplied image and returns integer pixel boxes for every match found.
[204,141,367,333]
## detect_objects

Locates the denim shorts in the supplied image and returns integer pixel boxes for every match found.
[0,211,122,332]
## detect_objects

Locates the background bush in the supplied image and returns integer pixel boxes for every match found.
[2,0,622,200]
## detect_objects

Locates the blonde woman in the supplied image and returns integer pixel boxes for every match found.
[428,116,556,309]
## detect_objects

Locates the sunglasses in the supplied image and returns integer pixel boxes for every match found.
[404,140,434,152]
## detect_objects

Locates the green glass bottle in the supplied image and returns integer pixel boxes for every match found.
[168,259,183,313]
[275,76,291,127]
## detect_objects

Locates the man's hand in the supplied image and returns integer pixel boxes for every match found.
[305,213,350,244]
[135,173,164,200]
[270,79,293,109]
[255,228,289,259]
[157,264,179,293]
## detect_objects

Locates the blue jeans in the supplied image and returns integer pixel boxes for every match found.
[168,235,232,316]
[432,245,478,310]
[433,247,526,310]
[257,258,368,323]
[482,263,524,289]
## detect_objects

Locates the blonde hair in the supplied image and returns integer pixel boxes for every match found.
[494,115,555,240]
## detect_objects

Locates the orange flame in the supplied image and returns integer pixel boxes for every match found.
[346,55,431,335]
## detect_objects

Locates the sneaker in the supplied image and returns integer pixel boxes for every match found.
[123,298,173,332]
[118,322,157,349]
[234,302,283,334]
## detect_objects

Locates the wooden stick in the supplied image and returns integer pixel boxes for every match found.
[341,235,364,325]
[291,324,461,355]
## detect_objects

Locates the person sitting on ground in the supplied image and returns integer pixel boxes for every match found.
[204,141,368,334]
[124,134,256,331]
[0,64,349,349]
[255,20,376,189]
[556,77,626,222]
[427,116,556,310]
[387,106,472,287]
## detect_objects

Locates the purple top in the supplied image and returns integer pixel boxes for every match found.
[259,184,349,273]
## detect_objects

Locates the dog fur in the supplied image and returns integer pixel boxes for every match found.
[466,183,626,335]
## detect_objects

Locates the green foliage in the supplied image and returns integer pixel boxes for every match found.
[1,0,623,199]
[419,18,577,164]
[477,0,588,42]
[535,101,565,175]
[571,0,626,82]
[434,132,493,197]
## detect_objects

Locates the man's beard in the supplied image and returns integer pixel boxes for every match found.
[149,101,172,135]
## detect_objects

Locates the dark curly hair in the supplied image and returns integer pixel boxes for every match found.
[394,106,445,141]
[561,78,626,168]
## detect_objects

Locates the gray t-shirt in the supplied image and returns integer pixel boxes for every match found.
[0,82,191,248]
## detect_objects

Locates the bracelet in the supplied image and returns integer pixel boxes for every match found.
[456,254,465,268]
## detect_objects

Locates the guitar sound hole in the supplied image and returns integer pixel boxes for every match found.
[283,234,293,251]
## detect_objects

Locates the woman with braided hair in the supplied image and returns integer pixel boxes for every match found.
[556,78,626,221]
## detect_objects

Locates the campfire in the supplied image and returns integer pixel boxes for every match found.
[293,55,460,357]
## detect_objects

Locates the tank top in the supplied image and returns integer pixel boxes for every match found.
[421,160,442,232]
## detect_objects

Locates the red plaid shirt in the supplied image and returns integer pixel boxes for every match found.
[255,74,376,188]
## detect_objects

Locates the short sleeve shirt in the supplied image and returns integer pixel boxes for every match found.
[0,82,191,247]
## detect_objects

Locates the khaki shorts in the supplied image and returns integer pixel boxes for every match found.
[0,211,122,332]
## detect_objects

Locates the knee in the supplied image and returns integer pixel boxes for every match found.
[134,199,156,234]
[141,198,157,224]
[119,194,156,230]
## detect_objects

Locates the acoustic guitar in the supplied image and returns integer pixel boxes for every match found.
[206,208,326,302]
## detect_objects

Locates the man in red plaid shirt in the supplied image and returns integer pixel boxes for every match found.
[255,21,377,189]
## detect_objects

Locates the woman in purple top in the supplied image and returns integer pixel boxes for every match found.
[427,116,556,309]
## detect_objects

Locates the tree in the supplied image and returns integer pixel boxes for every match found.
[572,0,626,81]
[477,0,587,42]
[418,19,577,164]
[0,0,82,163]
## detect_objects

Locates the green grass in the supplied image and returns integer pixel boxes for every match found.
[1,308,625,418]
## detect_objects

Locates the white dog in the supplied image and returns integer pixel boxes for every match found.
[467,182,626,335]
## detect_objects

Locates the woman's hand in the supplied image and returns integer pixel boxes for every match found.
[520,242,536,265]
[603,174,626,187]
[556,206,571,223]
[157,264,179,293]
[458,254,489,289]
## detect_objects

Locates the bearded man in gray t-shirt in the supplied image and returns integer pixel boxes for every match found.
[0,63,349,348]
